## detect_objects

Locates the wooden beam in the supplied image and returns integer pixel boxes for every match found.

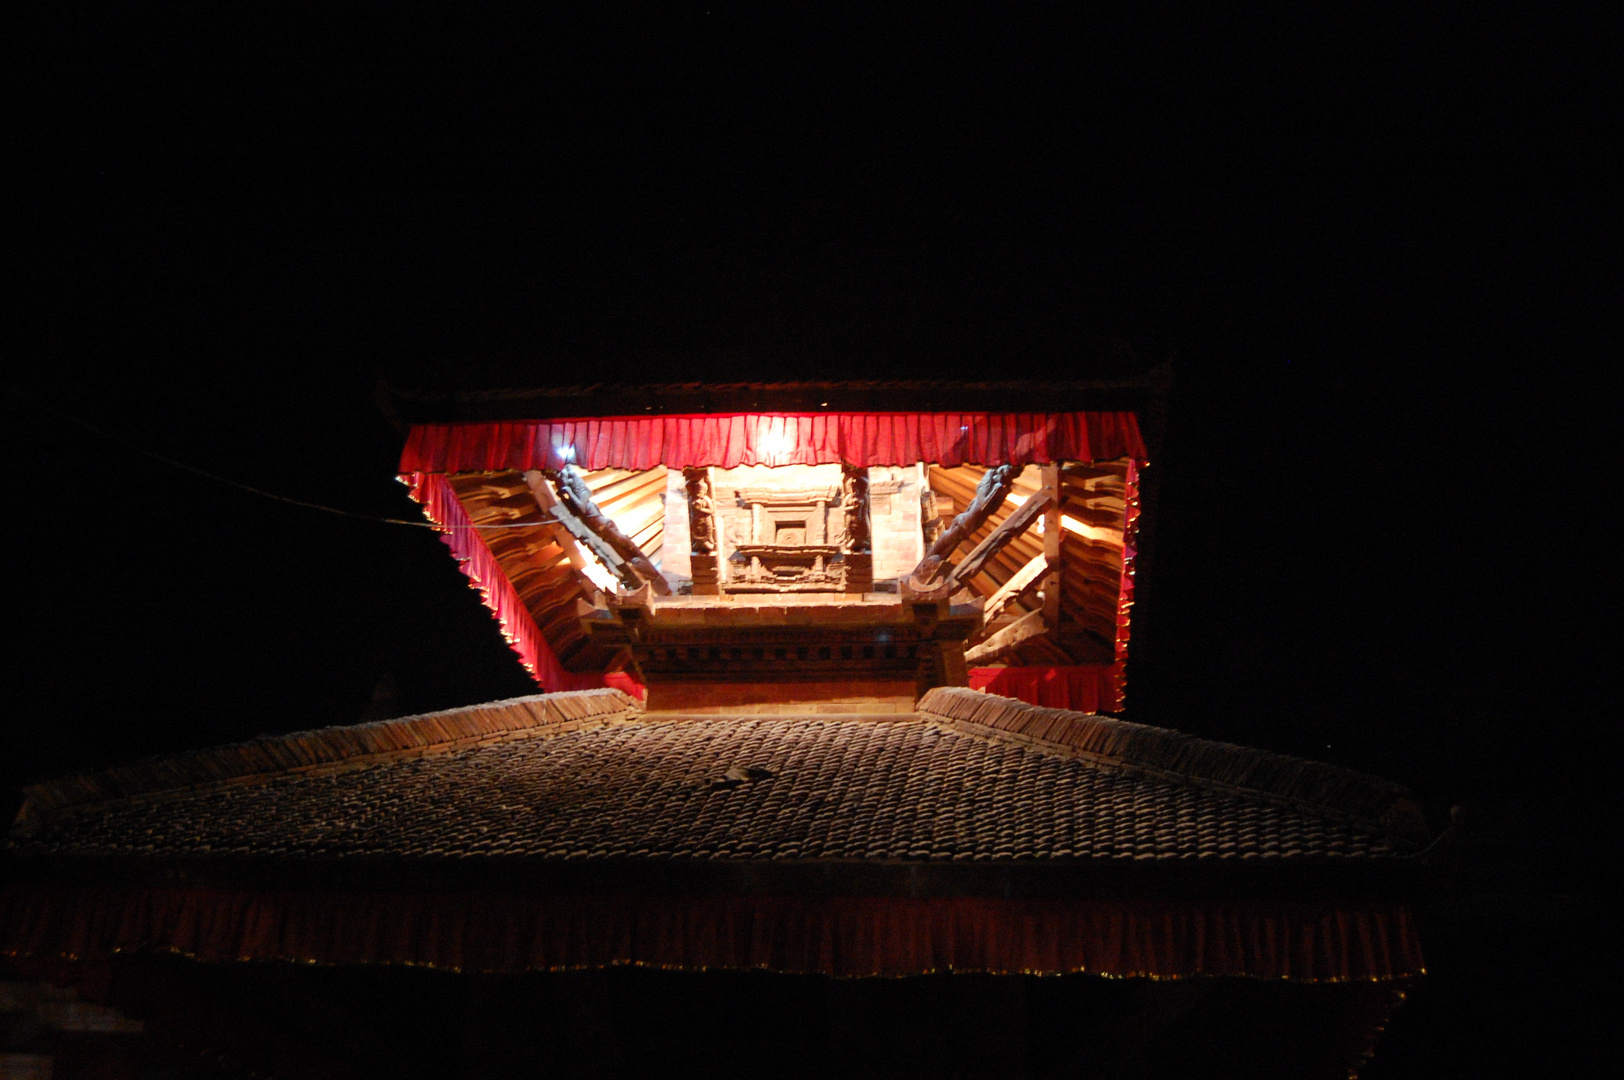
[1041,465,1063,628]
[907,463,1017,590]
[980,552,1050,624]
[943,490,1052,591]
[545,467,672,595]
[964,609,1049,665]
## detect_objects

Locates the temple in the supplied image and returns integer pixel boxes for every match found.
[2,375,1430,1078]
[395,384,1148,714]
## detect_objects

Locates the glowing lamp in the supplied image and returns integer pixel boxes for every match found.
[757,426,794,463]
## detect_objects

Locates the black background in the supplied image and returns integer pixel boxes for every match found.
[5,5,1615,1074]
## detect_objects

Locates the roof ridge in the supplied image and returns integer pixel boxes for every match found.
[917,687,1428,845]
[15,689,640,821]
[426,373,1167,404]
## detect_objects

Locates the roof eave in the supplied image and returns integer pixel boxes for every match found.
[380,369,1172,426]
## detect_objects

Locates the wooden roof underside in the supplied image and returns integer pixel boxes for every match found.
[449,467,667,672]
[448,459,1129,677]
[929,461,1128,667]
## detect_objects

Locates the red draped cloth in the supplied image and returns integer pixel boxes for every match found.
[399,472,603,693]
[0,883,1422,982]
[399,411,1146,474]
[970,666,1122,712]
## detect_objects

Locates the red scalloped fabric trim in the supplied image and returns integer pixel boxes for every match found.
[399,412,1146,474]
[1,884,1422,982]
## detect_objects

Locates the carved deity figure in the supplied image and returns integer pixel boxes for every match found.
[684,467,717,554]
[909,462,1017,590]
[840,464,871,553]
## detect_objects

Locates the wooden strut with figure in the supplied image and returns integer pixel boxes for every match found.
[904,464,1052,601]
[543,466,672,595]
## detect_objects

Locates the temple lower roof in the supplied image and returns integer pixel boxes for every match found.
[8,689,1425,873]
[3,689,1429,983]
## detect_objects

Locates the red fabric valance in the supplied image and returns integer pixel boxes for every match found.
[399,411,1146,474]
[400,472,603,694]
[0,883,1423,983]
[969,665,1124,713]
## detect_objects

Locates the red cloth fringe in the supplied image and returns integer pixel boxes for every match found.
[400,472,603,694]
[0,884,1422,982]
[969,665,1123,713]
[399,411,1145,474]
[1116,457,1140,670]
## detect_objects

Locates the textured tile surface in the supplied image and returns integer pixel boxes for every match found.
[13,715,1402,863]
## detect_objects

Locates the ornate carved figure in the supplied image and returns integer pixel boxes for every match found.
[684,467,717,554]
[841,464,871,553]
[908,463,1018,590]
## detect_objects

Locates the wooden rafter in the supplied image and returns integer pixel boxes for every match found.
[964,609,1049,665]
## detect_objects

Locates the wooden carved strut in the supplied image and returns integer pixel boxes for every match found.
[906,463,1018,593]
[545,467,672,595]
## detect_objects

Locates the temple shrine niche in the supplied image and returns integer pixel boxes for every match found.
[673,463,872,594]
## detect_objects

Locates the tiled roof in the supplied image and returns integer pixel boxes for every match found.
[9,692,1420,865]
[13,689,640,818]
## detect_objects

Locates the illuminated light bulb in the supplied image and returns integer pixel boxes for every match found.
[757,427,794,462]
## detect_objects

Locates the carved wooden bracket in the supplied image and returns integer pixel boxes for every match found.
[544,467,672,595]
[523,470,622,594]
[941,489,1052,594]
[904,463,1017,595]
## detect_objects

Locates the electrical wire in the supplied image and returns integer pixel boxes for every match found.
[6,384,562,530]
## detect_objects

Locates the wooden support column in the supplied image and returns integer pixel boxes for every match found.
[841,463,873,593]
[1041,465,1063,629]
[684,467,720,595]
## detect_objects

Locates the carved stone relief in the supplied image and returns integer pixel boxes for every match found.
[705,464,864,593]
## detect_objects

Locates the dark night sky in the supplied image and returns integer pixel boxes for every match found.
[3,5,1616,1069]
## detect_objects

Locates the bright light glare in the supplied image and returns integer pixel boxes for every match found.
[758,428,794,461]
[579,558,617,592]
[1004,492,1118,542]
